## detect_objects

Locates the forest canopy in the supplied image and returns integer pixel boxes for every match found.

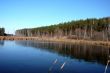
[15,17,110,41]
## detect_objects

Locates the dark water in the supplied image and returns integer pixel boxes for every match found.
[0,40,110,73]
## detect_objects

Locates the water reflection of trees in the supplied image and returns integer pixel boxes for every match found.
[16,40,110,65]
[0,40,4,46]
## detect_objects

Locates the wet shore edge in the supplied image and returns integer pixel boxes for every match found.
[0,36,110,47]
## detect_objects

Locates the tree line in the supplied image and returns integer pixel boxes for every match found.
[0,28,5,36]
[15,17,110,41]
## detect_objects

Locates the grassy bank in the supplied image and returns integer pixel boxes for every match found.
[0,36,110,47]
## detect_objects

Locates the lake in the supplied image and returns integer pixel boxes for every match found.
[0,40,110,73]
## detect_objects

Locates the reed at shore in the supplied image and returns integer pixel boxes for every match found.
[0,36,110,47]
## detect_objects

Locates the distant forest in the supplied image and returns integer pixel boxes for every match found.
[0,28,5,36]
[16,17,110,41]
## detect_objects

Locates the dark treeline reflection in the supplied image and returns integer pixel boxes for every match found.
[0,40,4,46]
[16,40,110,65]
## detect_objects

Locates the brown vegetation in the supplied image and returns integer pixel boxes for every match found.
[0,36,110,47]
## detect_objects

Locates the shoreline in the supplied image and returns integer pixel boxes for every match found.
[0,36,110,47]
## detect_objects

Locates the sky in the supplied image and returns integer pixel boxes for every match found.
[0,0,110,34]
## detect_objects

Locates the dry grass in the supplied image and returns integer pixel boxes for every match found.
[0,36,110,47]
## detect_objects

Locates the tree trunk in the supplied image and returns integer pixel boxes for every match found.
[84,26,87,39]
